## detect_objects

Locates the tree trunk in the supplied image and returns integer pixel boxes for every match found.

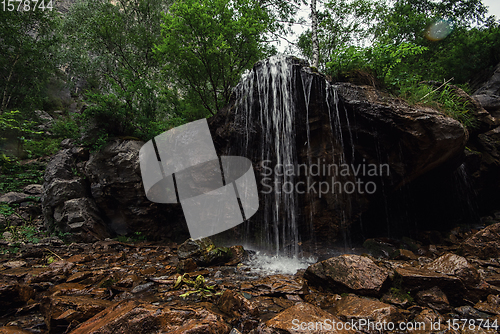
[0,54,21,114]
[311,0,319,68]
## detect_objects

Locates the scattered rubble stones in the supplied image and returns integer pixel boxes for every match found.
[1,222,500,333]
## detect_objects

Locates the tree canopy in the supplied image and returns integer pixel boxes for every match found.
[0,0,499,152]
[0,9,60,113]
[155,0,274,116]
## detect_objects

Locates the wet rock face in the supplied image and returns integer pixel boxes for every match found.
[464,63,500,215]
[459,223,500,259]
[304,254,389,296]
[41,139,188,242]
[424,253,480,286]
[473,63,500,118]
[334,294,404,324]
[69,300,231,334]
[217,289,259,318]
[84,140,187,241]
[40,295,114,333]
[415,286,450,312]
[264,302,352,334]
[335,83,467,189]
[209,56,467,246]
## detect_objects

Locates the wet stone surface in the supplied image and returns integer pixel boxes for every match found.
[1,226,500,333]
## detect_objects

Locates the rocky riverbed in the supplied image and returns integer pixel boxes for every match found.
[1,222,500,333]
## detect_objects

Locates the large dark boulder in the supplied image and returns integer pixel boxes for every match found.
[84,139,187,241]
[473,63,500,118]
[41,147,107,242]
[304,254,390,296]
[465,63,500,215]
[334,83,467,188]
[209,56,467,247]
[42,139,188,242]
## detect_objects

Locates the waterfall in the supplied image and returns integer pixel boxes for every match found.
[233,56,300,257]
[230,55,353,259]
[213,54,476,271]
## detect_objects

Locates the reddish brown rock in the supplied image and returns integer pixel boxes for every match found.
[69,300,230,334]
[40,295,114,333]
[176,258,198,273]
[424,253,480,286]
[226,245,247,266]
[242,275,303,297]
[217,289,259,318]
[3,261,27,269]
[116,274,141,288]
[27,260,75,284]
[265,302,355,333]
[394,266,462,293]
[410,307,444,333]
[380,290,412,308]
[66,254,92,263]
[460,223,500,259]
[334,294,404,324]
[304,254,389,296]
[393,249,418,261]
[415,286,450,312]
[303,293,341,310]
[48,283,90,296]
[474,294,500,315]
[0,281,35,312]
[0,326,33,334]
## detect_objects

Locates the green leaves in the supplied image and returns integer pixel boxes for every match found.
[0,9,61,112]
[62,0,173,144]
[155,0,272,116]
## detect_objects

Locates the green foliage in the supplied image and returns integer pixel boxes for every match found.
[296,0,499,132]
[326,42,428,82]
[115,231,147,243]
[366,43,429,82]
[298,0,388,72]
[0,246,20,255]
[1,225,42,244]
[0,9,61,112]
[155,0,274,116]
[174,273,221,299]
[375,0,489,45]
[0,161,45,193]
[24,138,61,158]
[50,117,79,139]
[62,0,174,144]
[99,278,117,289]
[389,287,414,303]
[300,0,498,89]
[0,110,43,142]
[0,203,16,218]
[400,82,478,128]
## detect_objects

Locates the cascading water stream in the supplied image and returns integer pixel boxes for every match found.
[220,54,478,274]
[230,55,352,270]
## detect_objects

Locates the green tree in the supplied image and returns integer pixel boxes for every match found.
[62,0,174,141]
[155,0,275,116]
[373,0,496,84]
[297,0,388,71]
[375,0,489,45]
[0,9,61,113]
